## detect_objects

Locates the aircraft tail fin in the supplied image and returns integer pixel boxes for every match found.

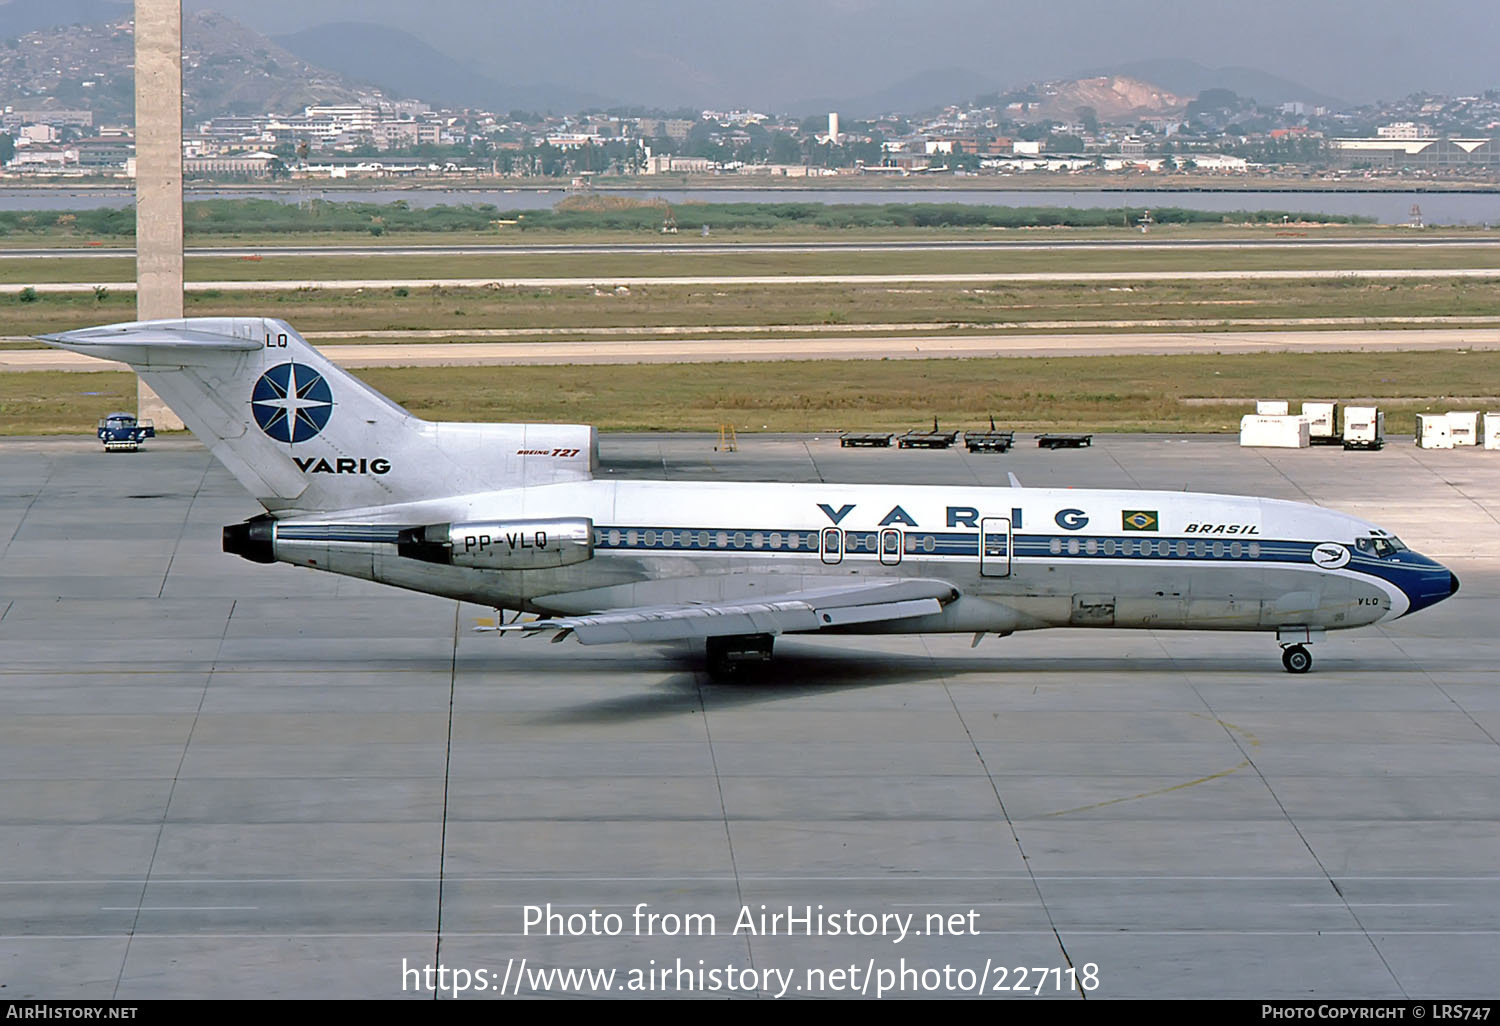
[40,317,596,513]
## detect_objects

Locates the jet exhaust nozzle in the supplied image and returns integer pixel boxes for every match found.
[223,517,277,564]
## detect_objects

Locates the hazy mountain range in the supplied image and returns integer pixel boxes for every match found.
[1079,59,1347,110]
[0,0,1351,118]
[0,0,129,35]
[0,6,377,120]
[270,22,607,115]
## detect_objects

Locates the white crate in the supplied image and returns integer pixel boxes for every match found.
[1446,411,1480,446]
[1240,415,1310,448]
[1484,413,1500,450]
[1301,401,1338,441]
[1256,400,1290,416]
[1417,414,1453,449]
[1342,406,1383,449]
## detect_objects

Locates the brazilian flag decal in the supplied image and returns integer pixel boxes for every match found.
[1122,510,1159,532]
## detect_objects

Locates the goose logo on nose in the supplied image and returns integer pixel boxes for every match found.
[1311,543,1351,570]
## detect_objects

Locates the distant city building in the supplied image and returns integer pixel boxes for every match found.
[9,148,75,170]
[19,124,59,143]
[74,137,133,168]
[638,118,694,141]
[303,105,381,133]
[1141,117,1183,136]
[643,154,714,174]
[372,121,442,150]
[543,132,600,150]
[1,108,93,130]
[1377,122,1436,140]
[183,151,280,178]
[1331,137,1500,169]
[700,109,767,126]
[1184,153,1249,172]
[198,115,271,141]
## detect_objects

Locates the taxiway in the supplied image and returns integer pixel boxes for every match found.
[1,433,1497,998]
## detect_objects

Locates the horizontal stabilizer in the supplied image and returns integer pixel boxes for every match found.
[38,324,263,365]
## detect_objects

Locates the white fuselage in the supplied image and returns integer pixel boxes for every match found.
[267,480,1452,636]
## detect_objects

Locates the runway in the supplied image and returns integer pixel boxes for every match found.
[6,266,1500,296]
[6,327,1498,372]
[2,432,1498,998]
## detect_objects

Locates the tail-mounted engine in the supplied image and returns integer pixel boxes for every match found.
[397,517,594,570]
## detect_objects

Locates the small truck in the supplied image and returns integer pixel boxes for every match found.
[97,411,155,452]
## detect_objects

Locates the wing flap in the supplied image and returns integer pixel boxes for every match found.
[500,579,955,645]
[548,600,822,644]
[815,597,942,627]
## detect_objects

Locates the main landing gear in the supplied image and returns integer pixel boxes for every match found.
[706,633,775,680]
[1280,644,1313,674]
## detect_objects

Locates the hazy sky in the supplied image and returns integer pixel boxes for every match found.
[184,0,1499,109]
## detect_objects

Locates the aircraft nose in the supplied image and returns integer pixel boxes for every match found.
[1392,555,1461,617]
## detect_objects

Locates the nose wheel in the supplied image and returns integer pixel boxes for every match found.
[1280,644,1313,674]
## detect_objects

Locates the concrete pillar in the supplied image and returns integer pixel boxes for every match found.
[133,0,186,430]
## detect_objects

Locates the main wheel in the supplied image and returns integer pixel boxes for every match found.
[705,634,774,681]
[705,637,740,681]
[1281,644,1312,674]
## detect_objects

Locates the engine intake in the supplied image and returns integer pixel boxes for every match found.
[397,517,594,570]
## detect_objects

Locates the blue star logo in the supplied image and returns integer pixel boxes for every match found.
[251,362,333,444]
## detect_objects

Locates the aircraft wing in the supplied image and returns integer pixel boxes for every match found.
[499,578,959,645]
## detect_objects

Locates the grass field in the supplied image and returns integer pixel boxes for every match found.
[5,350,1495,436]
[3,221,1494,252]
[5,278,1500,342]
[9,243,1500,287]
[0,196,1381,245]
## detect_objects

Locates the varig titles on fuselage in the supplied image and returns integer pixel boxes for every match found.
[818,503,1027,529]
[813,501,1256,536]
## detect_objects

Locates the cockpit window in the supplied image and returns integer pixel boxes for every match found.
[1357,535,1406,558]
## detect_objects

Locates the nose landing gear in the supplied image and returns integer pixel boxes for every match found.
[1280,644,1313,674]
[1276,627,1323,674]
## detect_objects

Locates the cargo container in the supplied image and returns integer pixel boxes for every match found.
[1341,406,1384,450]
[1240,415,1310,448]
[1446,411,1480,446]
[1416,414,1453,449]
[1484,413,1500,451]
[1301,401,1339,445]
[1255,400,1290,416]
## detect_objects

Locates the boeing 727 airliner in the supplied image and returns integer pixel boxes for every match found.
[41,317,1459,676]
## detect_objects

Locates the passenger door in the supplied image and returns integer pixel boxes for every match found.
[979,517,1011,577]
